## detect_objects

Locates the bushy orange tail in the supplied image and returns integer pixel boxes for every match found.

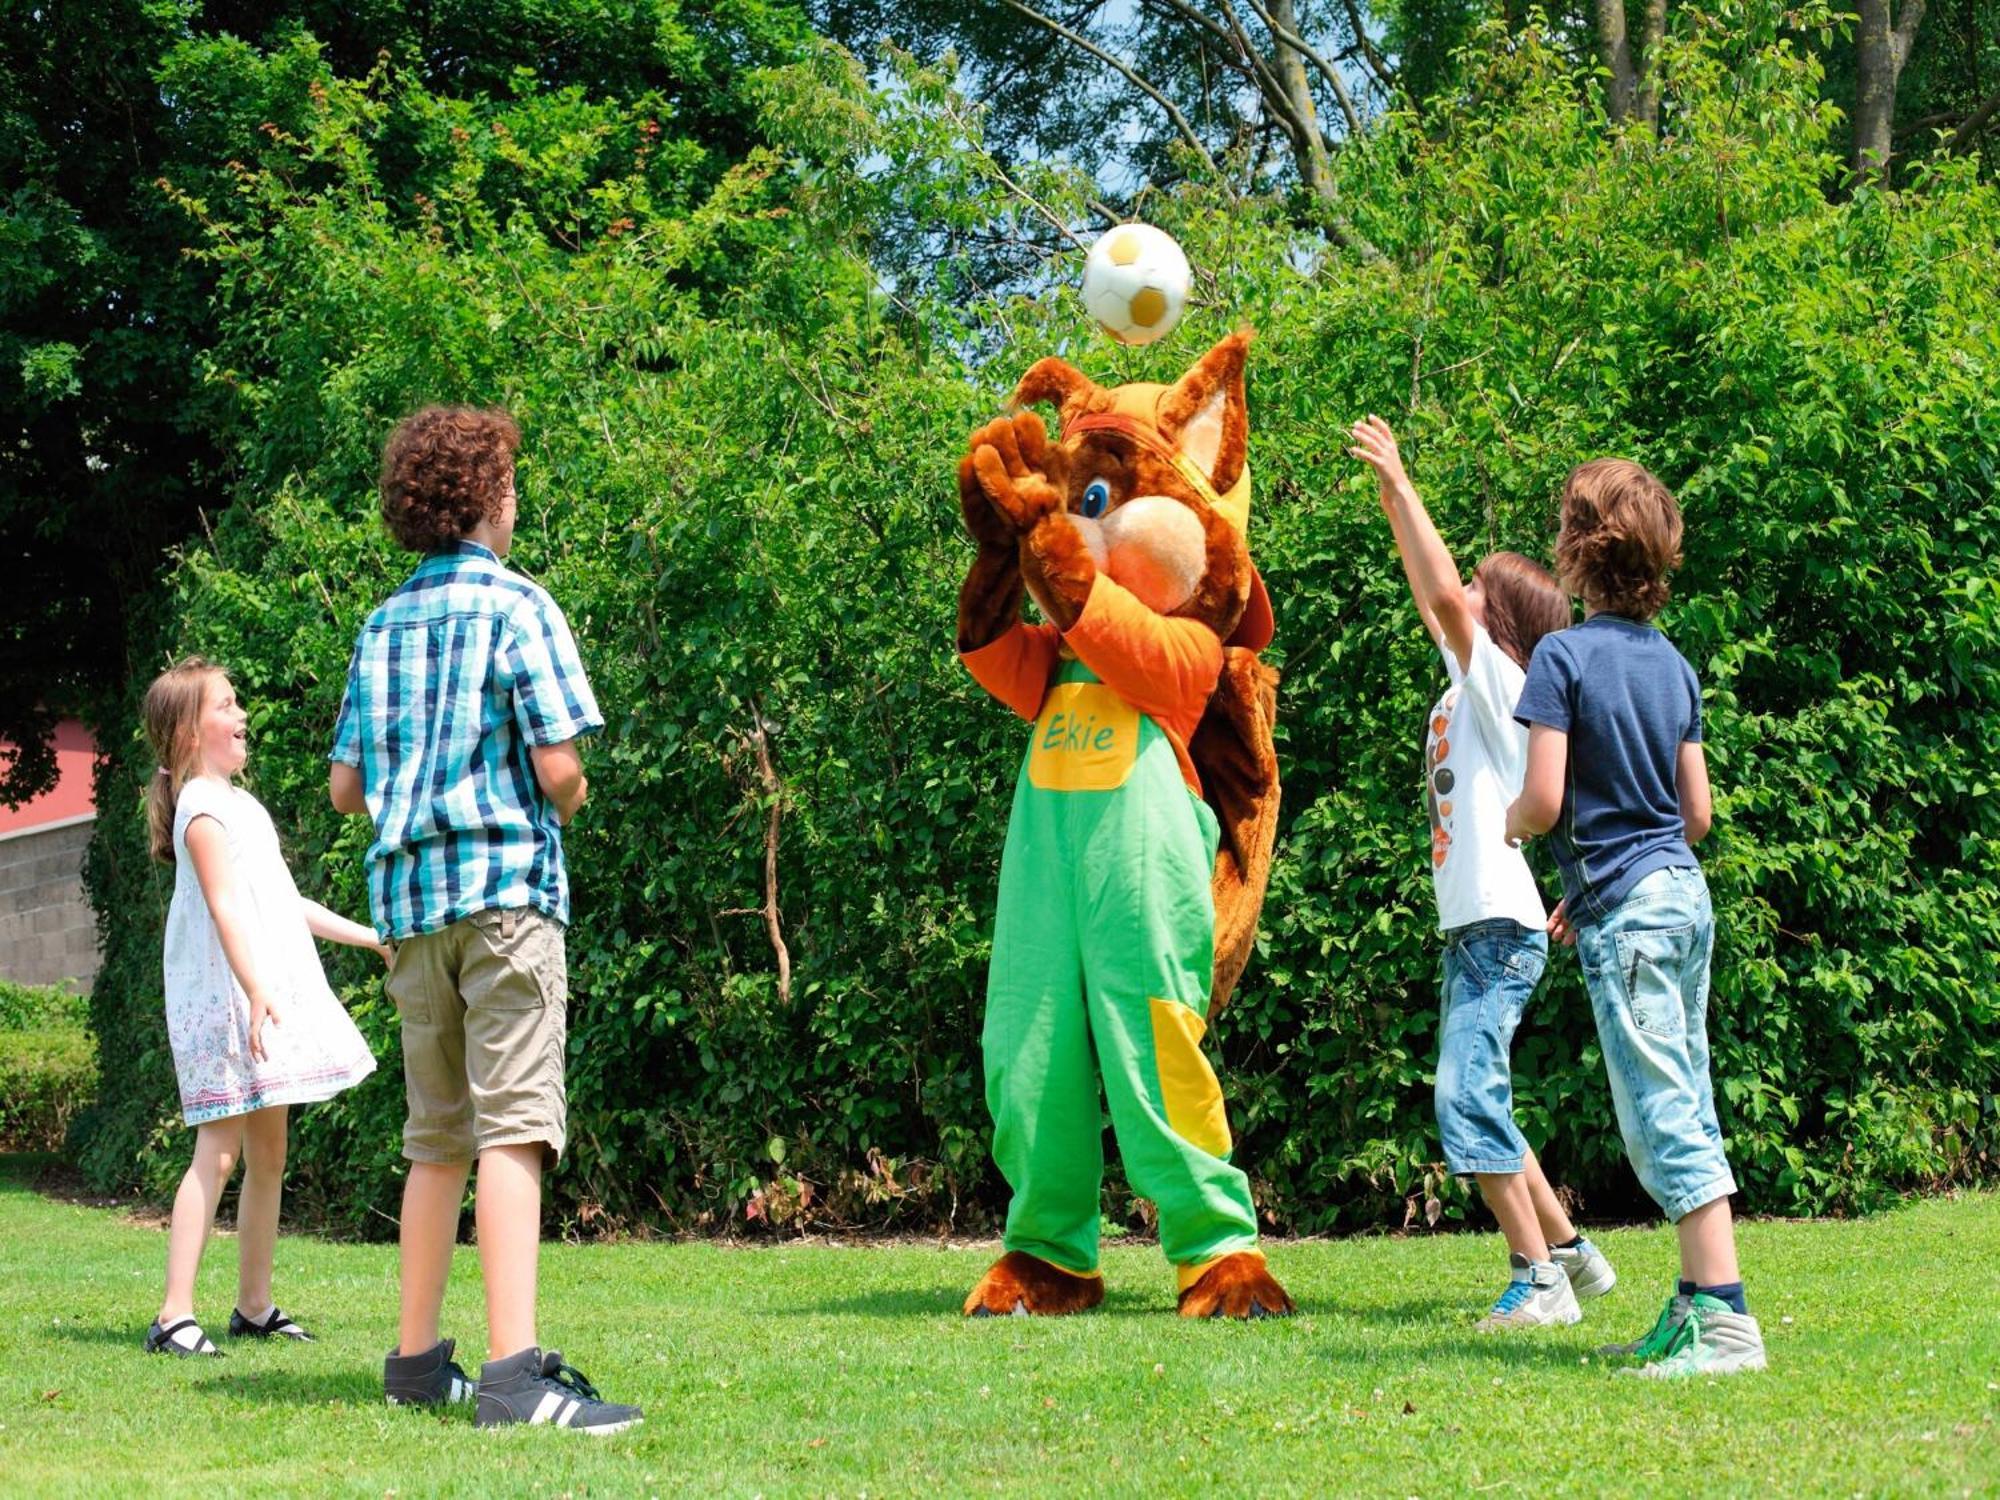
[1190,648,1281,1014]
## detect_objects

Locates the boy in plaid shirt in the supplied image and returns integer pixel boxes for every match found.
[332,406,640,1432]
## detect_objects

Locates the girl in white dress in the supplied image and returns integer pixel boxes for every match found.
[142,657,381,1357]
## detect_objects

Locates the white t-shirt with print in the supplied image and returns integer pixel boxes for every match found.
[1423,625,1548,934]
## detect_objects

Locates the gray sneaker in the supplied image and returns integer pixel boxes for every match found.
[384,1337,475,1407]
[1551,1237,1618,1299]
[475,1347,643,1435]
[1621,1294,1768,1378]
[1599,1290,1692,1358]
[1474,1252,1582,1330]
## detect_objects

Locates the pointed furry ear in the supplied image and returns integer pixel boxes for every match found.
[1012,357,1101,430]
[1158,330,1251,493]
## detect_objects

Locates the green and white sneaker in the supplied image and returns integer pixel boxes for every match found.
[1599,1289,1692,1359]
[1551,1237,1618,1299]
[1622,1294,1767,1379]
[1474,1252,1582,1331]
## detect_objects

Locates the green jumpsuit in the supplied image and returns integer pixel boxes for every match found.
[983,653,1263,1283]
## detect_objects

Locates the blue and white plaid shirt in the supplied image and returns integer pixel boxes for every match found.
[331,541,603,940]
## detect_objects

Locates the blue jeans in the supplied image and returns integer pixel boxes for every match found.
[1435,919,1549,1176]
[1575,865,1738,1222]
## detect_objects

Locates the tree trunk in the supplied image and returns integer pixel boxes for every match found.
[1596,0,1637,124]
[1634,0,1668,130]
[1854,0,1928,183]
[1268,0,1332,197]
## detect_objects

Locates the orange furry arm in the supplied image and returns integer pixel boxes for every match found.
[1064,577,1223,734]
[1019,511,1097,630]
[962,622,1062,721]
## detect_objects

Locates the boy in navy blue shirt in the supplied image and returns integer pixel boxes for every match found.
[1507,459,1766,1379]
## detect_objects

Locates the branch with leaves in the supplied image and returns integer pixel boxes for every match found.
[1000,0,1223,180]
[1002,0,1385,202]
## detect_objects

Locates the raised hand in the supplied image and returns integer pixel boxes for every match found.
[969,411,1067,536]
[1347,413,1416,506]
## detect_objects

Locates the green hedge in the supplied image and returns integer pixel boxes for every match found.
[75,12,2000,1234]
[0,980,97,1151]
[0,979,87,1032]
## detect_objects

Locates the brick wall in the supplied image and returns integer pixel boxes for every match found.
[0,817,99,989]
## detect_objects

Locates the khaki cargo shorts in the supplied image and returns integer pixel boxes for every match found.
[389,907,569,1166]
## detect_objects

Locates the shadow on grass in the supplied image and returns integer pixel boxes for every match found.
[190,1367,402,1409]
[1321,1333,1597,1371]
[54,1323,152,1349]
[798,1286,1410,1323]
[0,1151,60,1185]
[1292,1296,1624,1371]
[791,1288,965,1318]
[795,1286,1213,1320]
[1320,1295,1468,1324]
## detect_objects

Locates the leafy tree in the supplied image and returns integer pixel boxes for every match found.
[74,8,2000,1237]
[810,0,1388,206]
[0,0,218,802]
[0,0,810,801]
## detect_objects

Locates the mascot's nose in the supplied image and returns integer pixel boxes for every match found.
[1098,496,1205,614]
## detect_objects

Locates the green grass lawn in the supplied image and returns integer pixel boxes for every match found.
[3,1158,1995,1497]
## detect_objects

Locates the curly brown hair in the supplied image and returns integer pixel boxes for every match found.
[1473,551,1572,669]
[1555,459,1683,621]
[379,406,521,552]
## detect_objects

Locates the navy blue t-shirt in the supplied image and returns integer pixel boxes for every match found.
[1513,614,1703,924]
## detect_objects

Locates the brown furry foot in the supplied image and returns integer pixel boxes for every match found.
[1176,1252,1296,1319]
[963,1251,1105,1318]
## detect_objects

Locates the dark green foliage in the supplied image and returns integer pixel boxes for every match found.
[72,13,2000,1236]
[0,0,810,803]
[0,981,97,1151]
[0,980,88,1032]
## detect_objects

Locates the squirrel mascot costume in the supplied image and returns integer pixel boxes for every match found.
[956,330,1294,1319]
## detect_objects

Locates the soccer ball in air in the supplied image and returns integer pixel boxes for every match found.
[1081,223,1191,347]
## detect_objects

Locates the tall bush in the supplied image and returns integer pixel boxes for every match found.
[77,8,2000,1235]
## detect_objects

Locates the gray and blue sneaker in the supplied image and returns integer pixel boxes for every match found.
[1551,1237,1618,1299]
[384,1337,476,1407]
[1620,1293,1768,1378]
[474,1347,643,1435]
[1474,1252,1582,1330]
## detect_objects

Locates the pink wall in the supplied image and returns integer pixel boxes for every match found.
[0,719,98,835]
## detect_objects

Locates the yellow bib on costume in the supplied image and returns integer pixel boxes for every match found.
[1027,682,1141,792]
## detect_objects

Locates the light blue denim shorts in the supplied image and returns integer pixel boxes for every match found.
[1575,864,1738,1221]
[1435,918,1549,1176]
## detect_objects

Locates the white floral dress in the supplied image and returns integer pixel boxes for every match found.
[163,777,376,1125]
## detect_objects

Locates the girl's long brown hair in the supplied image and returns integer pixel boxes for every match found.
[1474,551,1572,670]
[143,657,224,863]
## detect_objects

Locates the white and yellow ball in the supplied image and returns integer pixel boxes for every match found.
[1081,223,1190,347]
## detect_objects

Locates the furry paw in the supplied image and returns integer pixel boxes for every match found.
[963,1251,1105,1318]
[957,421,1022,550]
[1176,1253,1296,1320]
[969,413,1065,535]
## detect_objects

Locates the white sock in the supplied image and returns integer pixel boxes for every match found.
[164,1320,207,1351]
